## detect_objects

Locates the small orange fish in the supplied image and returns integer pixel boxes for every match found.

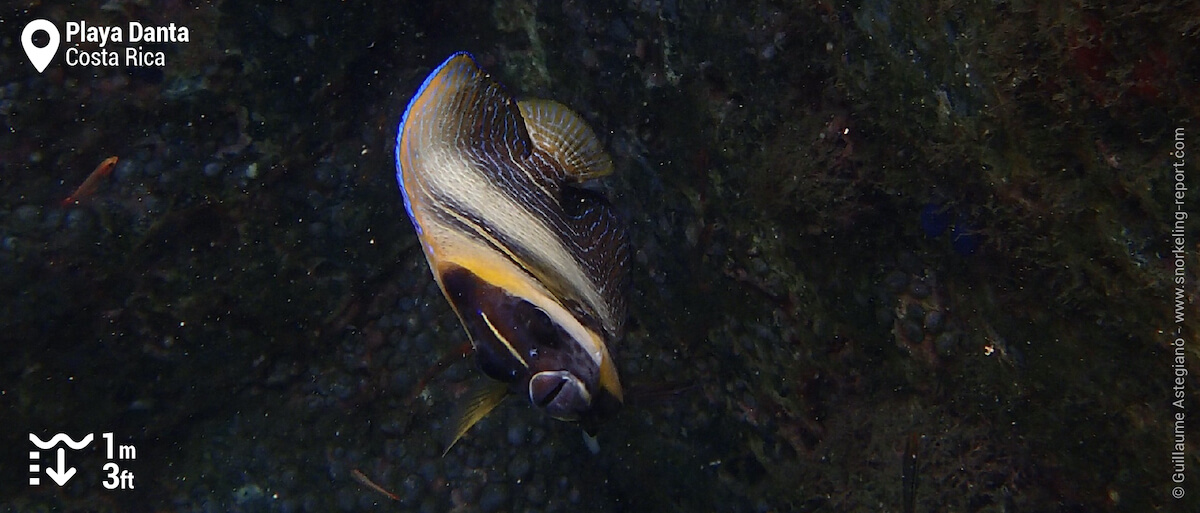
[351,469,398,501]
[61,156,118,206]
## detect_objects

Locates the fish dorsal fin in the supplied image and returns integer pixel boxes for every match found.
[443,378,509,455]
[517,99,613,182]
[405,52,531,159]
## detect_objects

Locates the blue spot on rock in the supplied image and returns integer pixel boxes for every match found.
[920,202,982,255]
[919,203,951,238]
[950,217,981,255]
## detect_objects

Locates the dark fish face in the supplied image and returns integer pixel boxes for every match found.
[395,52,629,435]
[440,265,622,426]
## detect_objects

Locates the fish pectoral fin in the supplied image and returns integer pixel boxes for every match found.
[443,378,510,455]
[518,99,613,181]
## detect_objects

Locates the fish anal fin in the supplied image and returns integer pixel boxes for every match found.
[518,99,613,181]
[443,378,510,455]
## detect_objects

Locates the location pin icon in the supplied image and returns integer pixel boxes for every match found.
[22,19,60,73]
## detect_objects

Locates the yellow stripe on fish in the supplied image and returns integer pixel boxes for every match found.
[395,52,628,441]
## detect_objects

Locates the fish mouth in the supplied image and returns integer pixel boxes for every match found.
[530,372,568,407]
[529,370,591,421]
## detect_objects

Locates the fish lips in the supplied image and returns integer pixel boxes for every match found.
[529,370,590,421]
[528,369,622,433]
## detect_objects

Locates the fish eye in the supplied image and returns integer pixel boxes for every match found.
[513,300,563,350]
[529,370,591,421]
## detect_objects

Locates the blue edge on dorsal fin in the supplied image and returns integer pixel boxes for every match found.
[395,51,475,229]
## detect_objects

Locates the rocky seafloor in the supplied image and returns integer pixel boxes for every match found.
[2,1,1198,512]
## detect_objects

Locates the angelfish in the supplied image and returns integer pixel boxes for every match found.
[395,52,628,446]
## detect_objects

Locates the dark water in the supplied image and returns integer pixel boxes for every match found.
[2,1,1197,512]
